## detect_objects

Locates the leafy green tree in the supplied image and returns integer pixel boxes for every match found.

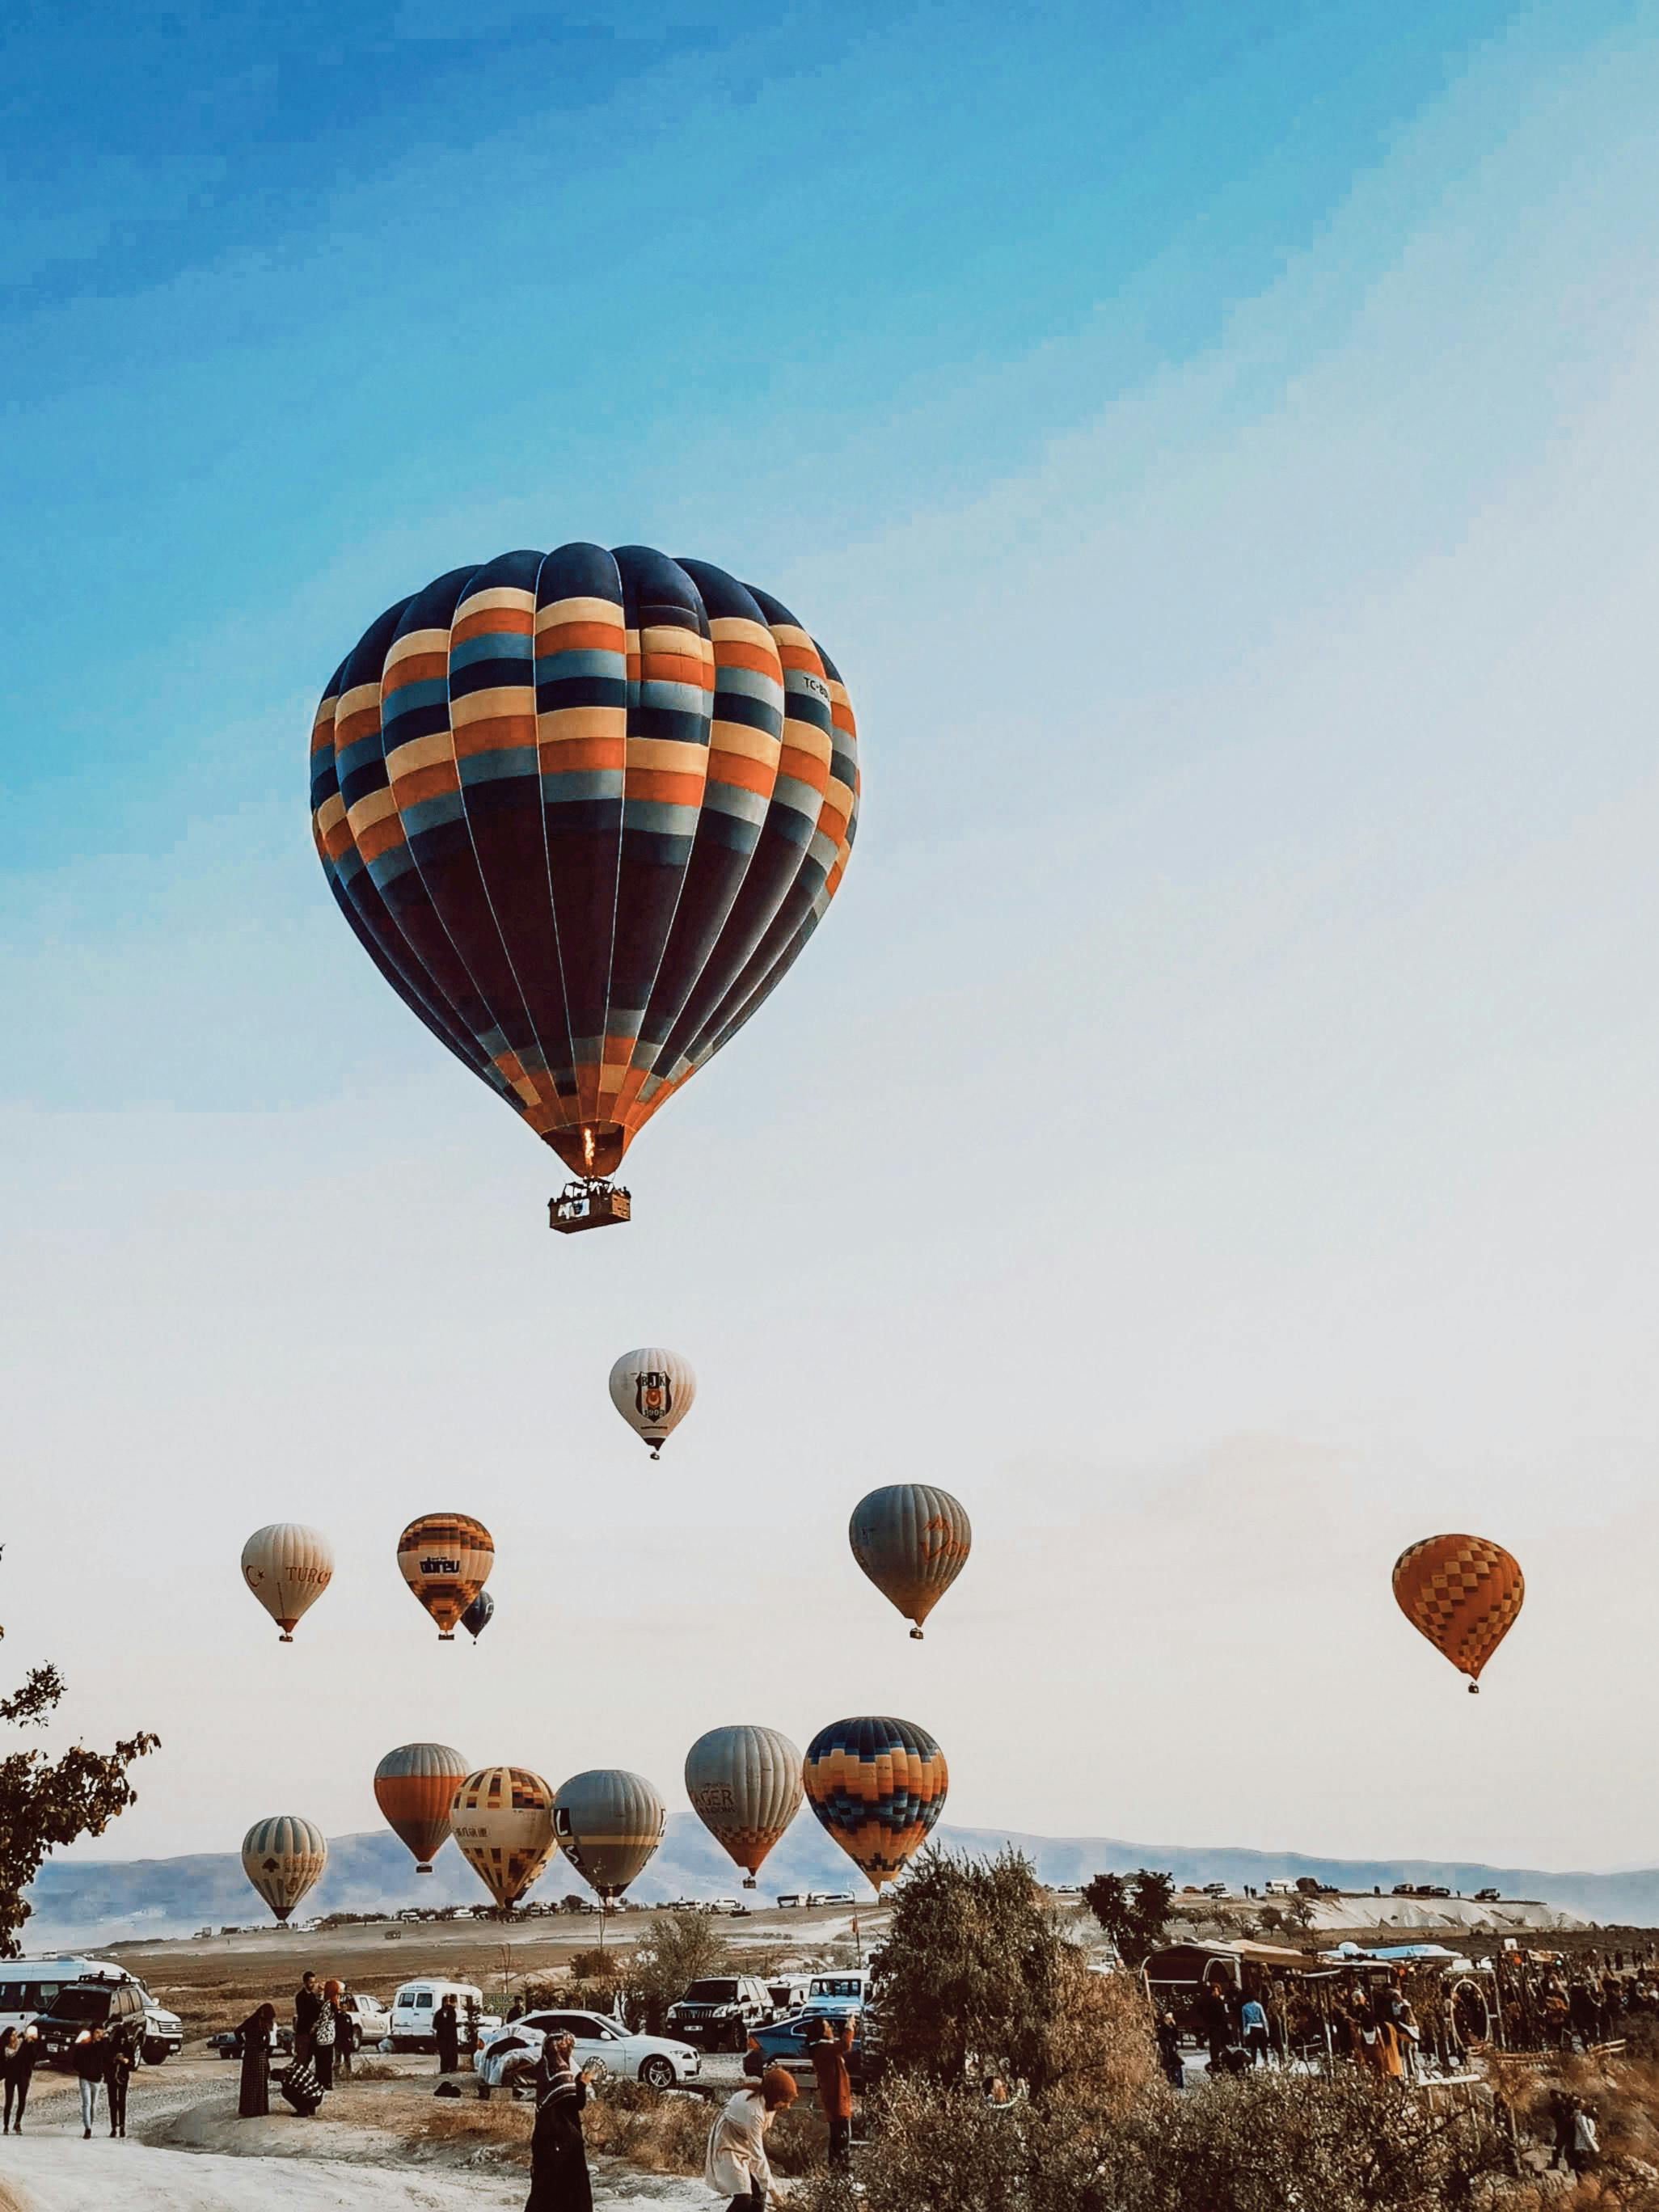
[631,1910,732,2031]
[0,1550,158,1956]
[1082,1868,1174,1967]
[870,1847,1155,2100]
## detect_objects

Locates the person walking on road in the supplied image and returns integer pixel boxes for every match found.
[2,2026,40,2134]
[525,2031,595,2212]
[705,2065,796,2210]
[1240,1994,1272,2068]
[71,2024,107,2138]
[238,2003,276,2119]
[103,2033,133,2138]
[435,1994,462,2075]
[808,2014,856,2172]
[293,1973,323,2064]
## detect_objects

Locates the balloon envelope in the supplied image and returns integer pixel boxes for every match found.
[242,1815,327,1923]
[803,1716,948,1891]
[609,1349,696,1456]
[462,1589,496,1640]
[849,1485,971,1638]
[554,1769,666,1898]
[450,1766,556,1910]
[374,1742,471,1873]
[397,1513,493,1639]
[241,1523,334,1643]
[309,545,861,1184]
[684,1725,803,1885]
[1393,1534,1524,1688]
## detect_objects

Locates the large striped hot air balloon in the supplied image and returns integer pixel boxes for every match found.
[450,1766,556,1910]
[397,1513,493,1640]
[1392,1534,1524,1693]
[553,1770,666,1900]
[242,1815,327,1923]
[804,1716,948,1891]
[684,1725,803,1888]
[849,1485,972,1640]
[241,1524,334,1644]
[308,546,860,1228]
[374,1742,470,1873]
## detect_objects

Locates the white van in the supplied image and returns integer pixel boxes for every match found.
[0,1956,184,2065]
[389,1978,500,2052]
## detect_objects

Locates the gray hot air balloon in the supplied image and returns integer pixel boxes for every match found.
[849,1483,972,1638]
[241,1814,327,1923]
[553,1769,666,1899]
[684,1725,803,1889]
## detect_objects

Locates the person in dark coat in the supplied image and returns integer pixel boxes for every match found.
[435,1995,462,2075]
[312,1993,336,2090]
[526,2033,593,2212]
[103,2035,134,2137]
[334,1996,357,2079]
[72,2024,107,2138]
[807,2015,856,2171]
[293,1973,323,2063]
[2,2026,40,2133]
[239,2003,276,2118]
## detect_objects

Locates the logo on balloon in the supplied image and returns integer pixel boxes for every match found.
[635,1373,673,1423]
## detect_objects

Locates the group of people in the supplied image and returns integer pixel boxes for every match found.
[0,2020,133,2139]
[236,1970,363,2119]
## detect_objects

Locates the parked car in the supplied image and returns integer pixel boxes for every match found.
[801,1972,868,2018]
[775,1894,803,1909]
[140,1998,185,2064]
[1475,1887,1501,1903]
[208,2022,295,2062]
[338,1990,391,2042]
[748,2008,880,2088]
[767,1975,811,2016]
[477,2008,699,2092]
[32,1977,150,2069]
[805,1893,855,1908]
[665,1976,776,2051]
[388,1979,500,2051]
[1,1957,180,2066]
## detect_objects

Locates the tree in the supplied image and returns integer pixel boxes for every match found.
[1083,1868,1174,1968]
[631,1910,732,2032]
[0,1549,158,1956]
[869,1847,1156,2101]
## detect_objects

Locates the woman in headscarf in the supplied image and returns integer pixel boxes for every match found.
[704,2065,796,2210]
[239,2002,276,2118]
[526,2030,594,2211]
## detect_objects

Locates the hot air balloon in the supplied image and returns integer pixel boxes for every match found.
[1393,1534,1524,1694]
[609,1349,696,1458]
[804,1716,948,1891]
[553,1770,666,1899]
[241,1523,334,1644]
[397,1513,493,1640]
[462,1589,495,1641]
[308,546,861,1231]
[374,1742,471,1874]
[450,1766,556,1910]
[242,1815,327,1923]
[684,1725,802,1889]
[849,1485,971,1640]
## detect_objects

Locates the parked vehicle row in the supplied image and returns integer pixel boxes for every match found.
[0,1957,184,2067]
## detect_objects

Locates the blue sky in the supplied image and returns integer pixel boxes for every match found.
[7,1,1659,1872]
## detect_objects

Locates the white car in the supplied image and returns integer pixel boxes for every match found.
[338,1991,391,2042]
[478,2007,699,2092]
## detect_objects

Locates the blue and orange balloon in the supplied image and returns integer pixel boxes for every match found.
[803,1716,948,1891]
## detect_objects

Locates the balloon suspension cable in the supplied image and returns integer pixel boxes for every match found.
[549,1179,633,1235]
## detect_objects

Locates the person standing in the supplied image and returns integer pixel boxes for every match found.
[293,1973,323,2064]
[435,1994,462,2075]
[807,2015,856,2172]
[526,2031,594,2211]
[2,2026,40,2134]
[312,1990,337,2090]
[1199,1981,1232,2072]
[72,2024,107,2138]
[239,2003,276,2119]
[1155,2009,1184,2090]
[1240,1993,1272,2067]
[334,1993,357,2080]
[704,2066,796,2210]
[103,2034,134,2138]
[1571,2100,1601,2176]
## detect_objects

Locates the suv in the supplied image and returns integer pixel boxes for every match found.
[32,1977,150,2069]
[665,1976,775,2052]
[337,1991,391,2044]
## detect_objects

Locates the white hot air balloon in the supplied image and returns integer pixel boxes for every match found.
[450,1766,557,1911]
[608,1348,696,1459]
[242,1524,334,1643]
[242,1815,327,1923]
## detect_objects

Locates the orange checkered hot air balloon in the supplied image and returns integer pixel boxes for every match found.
[803,1716,948,1891]
[397,1513,493,1640]
[1392,1534,1524,1694]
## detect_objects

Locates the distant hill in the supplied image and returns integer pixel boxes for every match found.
[24,1817,1659,1948]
